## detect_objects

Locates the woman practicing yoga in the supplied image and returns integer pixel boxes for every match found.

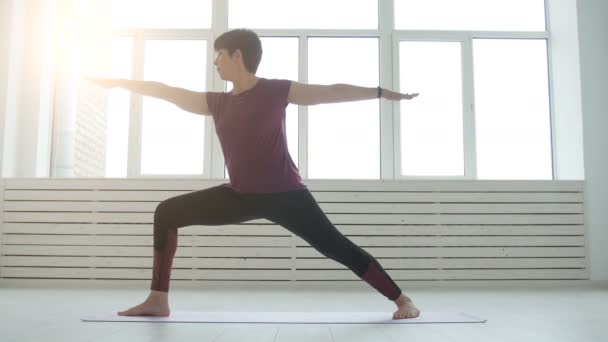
[87,28,420,320]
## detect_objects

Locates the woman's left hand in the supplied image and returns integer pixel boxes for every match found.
[383,89,419,100]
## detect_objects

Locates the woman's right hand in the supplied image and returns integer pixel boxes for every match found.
[84,76,121,89]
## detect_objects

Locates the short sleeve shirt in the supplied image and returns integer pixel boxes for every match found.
[206,78,307,194]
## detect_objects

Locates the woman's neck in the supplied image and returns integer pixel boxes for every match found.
[231,74,259,95]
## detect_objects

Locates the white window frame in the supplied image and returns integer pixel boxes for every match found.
[97,0,554,181]
[392,32,472,180]
[112,29,215,178]
[392,30,551,180]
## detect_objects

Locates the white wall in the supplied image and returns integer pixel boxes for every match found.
[577,0,608,281]
[0,0,54,178]
[0,0,14,176]
[547,0,585,180]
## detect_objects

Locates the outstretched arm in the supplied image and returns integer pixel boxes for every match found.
[84,77,211,115]
[287,81,418,106]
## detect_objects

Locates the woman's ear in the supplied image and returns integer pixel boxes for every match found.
[233,49,243,61]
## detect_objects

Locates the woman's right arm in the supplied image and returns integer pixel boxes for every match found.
[85,77,211,116]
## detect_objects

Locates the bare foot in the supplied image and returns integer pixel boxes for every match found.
[392,294,420,320]
[117,291,171,317]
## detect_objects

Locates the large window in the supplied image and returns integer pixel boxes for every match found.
[229,0,378,29]
[54,0,552,180]
[473,39,552,179]
[141,40,207,175]
[308,38,380,179]
[398,41,464,177]
[395,0,546,31]
[110,0,212,29]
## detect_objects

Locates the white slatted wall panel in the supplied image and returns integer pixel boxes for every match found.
[0,179,588,283]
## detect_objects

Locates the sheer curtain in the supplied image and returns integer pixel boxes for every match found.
[0,0,112,178]
[1,0,54,177]
[0,0,13,177]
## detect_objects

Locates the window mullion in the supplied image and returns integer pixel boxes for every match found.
[379,0,395,180]
[209,0,228,180]
[203,29,215,179]
[298,34,308,179]
[127,31,144,178]
[462,34,478,179]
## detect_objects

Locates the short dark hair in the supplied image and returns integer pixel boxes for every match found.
[214,29,263,74]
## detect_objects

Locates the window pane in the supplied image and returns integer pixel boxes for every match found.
[141,40,207,175]
[111,0,211,29]
[473,39,552,179]
[224,37,299,179]
[229,0,377,29]
[399,41,464,176]
[395,0,546,31]
[308,38,379,179]
[106,37,132,177]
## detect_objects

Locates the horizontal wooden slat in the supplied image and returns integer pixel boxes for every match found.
[296,257,586,269]
[2,201,584,214]
[3,190,584,203]
[306,180,583,192]
[1,245,294,257]
[296,247,587,258]
[296,236,586,247]
[0,267,292,280]
[1,223,290,235]
[3,178,584,192]
[1,256,293,268]
[0,267,588,280]
[0,223,586,236]
[3,179,229,190]
[315,192,584,203]
[190,269,292,280]
[3,235,585,247]
[294,268,589,280]
[2,245,586,258]
[1,256,585,269]
[2,212,585,225]
[3,235,292,247]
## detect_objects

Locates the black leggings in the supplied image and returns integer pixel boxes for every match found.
[151,184,402,301]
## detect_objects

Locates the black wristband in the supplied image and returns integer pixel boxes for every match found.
[377,86,382,98]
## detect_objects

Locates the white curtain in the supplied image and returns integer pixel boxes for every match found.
[0,0,14,177]
[0,0,112,178]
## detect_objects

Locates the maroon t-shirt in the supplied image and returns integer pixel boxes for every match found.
[206,78,307,194]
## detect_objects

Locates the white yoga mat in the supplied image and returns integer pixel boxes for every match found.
[81,311,486,324]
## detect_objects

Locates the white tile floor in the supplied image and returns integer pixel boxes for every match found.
[1,281,607,342]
